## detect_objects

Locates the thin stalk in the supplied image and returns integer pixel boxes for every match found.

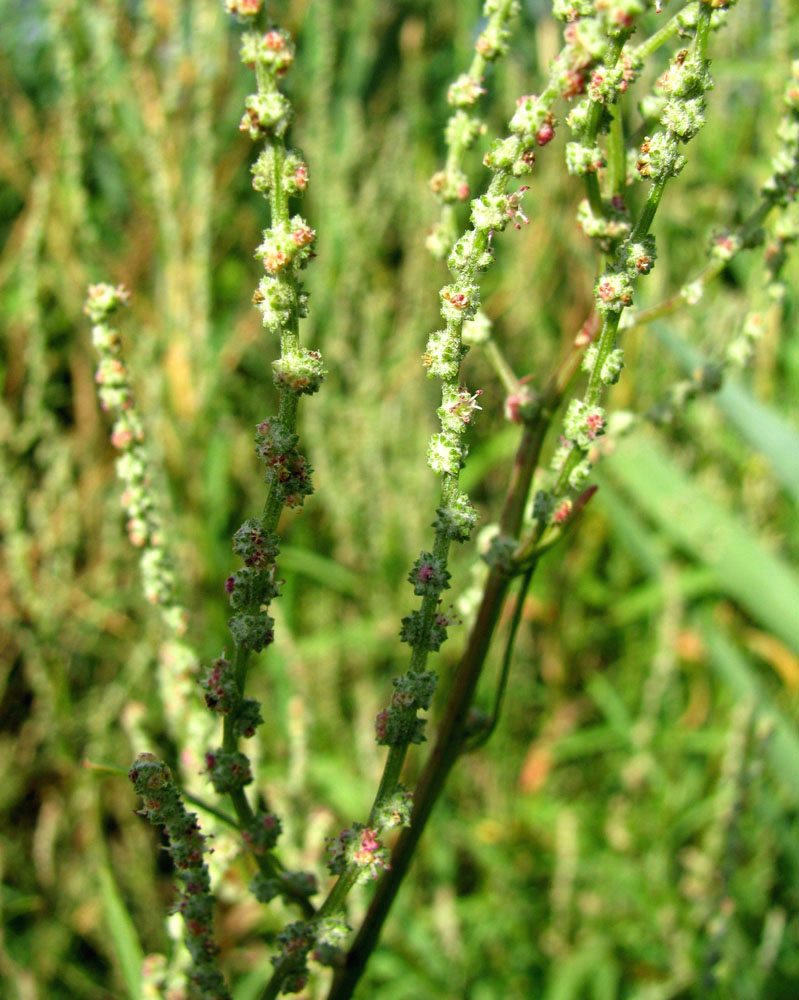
[584,33,628,217]
[631,174,668,243]
[179,790,239,830]
[606,103,626,198]
[484,338,521,395]
[463,566,535,753]
[628,197,777,328]
[632,3,697,63]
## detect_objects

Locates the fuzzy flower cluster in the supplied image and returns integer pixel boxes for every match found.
[761,61,799,208]
[560,13,642,180]
[399,601,462,653]
[577,195,631,245]
[635,46,713,184]
[593,234,657,317]
[85,284,186,620]
[327,824,391,884]
[484,87,558,176]
[548,242,656,502]
[198,655,263,738]
[408,553,451,597]
[225,0,262,19]
[204,748,253,794]
[422,283,483,509]
[550,1,648,111]
[255,416,313,509]
[200,26,324,931]
[544,5,728,521]
[240,28,317,346]
[544,228,657,501]
[269,921,314,994]
[238,28,294,138]
[129,754,230,1000]
[554,0,652,35]
[375,670,439,746]
[426,0,521,259]
[222,420,310,655]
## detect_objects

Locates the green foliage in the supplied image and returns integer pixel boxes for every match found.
[1,1,798,999]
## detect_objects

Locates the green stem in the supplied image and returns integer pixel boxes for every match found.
[327,566,517,1000]
[626,193,776,329]
[484,338,520,395]
[632,3,697,63]
[631,174,668,242]
[438,0,521,207]
[584,33,628,218]
[462,567,534,752]
[585,173,604,219]
[586,311,623,405]
[327,403,554,1000]
[606,103,626,198]
[694,2,713,62]
[630,259,724,327]
[180,789,239,829]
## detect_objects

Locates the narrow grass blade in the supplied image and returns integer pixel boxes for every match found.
[98,862,144,1000]
[655,323,799,504]
[604,431,799,651]
[699,614,799,803]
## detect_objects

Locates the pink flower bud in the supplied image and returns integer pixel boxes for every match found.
[536,122,555,146]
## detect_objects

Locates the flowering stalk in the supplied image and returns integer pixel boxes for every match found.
[116,1,770,997]
[307,8,566,948]
[629,58,799,333]
[182,0,325,920]
[427,0,523,259]
[84,283,188,634]
[546,2,718,509]
[123,1,321,989]
[327,5,755,995]
[263,5,605,995]
[129,754,230,1000]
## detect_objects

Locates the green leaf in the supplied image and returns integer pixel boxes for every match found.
[699,615,799,803]
[233,955,274,1000]
[98,863,144,1000]
[545,941,616,1000]
[279,545,362,596]
[603,430,799,652]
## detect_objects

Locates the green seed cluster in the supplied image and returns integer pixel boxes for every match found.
[540,2,723,524]
[426,0,521,259]
[129,754,231,1000]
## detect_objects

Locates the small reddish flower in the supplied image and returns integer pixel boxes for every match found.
[537,122,555,146]
[552,500,573,525]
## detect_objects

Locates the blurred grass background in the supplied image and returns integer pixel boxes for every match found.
[1,1,799,998]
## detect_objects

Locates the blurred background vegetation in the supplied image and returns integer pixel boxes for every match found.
[1,1,798,998]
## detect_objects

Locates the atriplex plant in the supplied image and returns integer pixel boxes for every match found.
[81,0,799,997]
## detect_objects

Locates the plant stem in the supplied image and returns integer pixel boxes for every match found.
[484,337,521,395]
[606,103,626,198]
[631,174,668,243]
[628,197,777,328]
[327,403,554,1000]
[584,33,628,217]
[464,566,534,752]
[632,3,696,63]
[327,566,516,1000]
